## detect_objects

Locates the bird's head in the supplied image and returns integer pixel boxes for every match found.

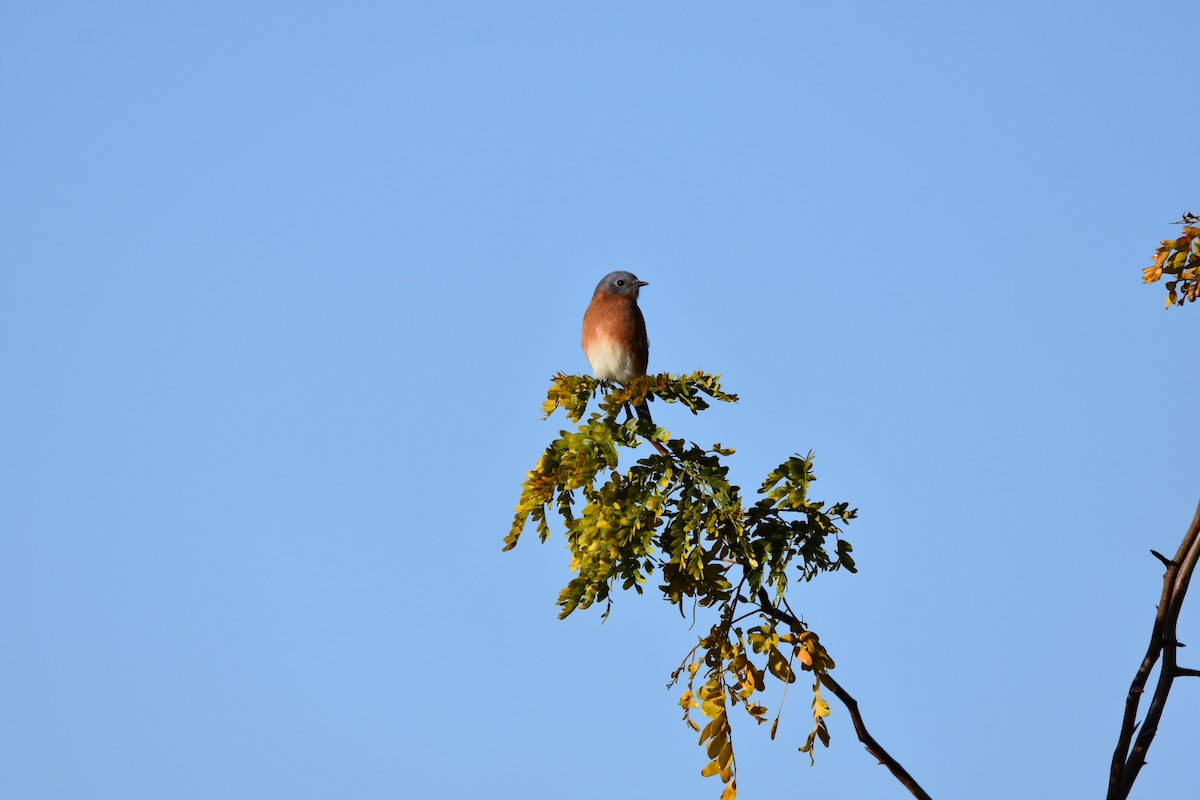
[594,270,649,298]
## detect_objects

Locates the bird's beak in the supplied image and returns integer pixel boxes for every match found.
[637,280,649,287]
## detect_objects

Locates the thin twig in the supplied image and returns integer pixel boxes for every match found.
[755,590,933,800]
[1108,497,1200,800]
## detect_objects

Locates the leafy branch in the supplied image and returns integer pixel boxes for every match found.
[506,372,928,799]
[1142,212,1199,308]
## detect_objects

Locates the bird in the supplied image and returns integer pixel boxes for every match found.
[582,271,653,423]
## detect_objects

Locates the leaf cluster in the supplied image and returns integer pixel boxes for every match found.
[506,372,857,798]
[670,616,840,799]
[1143,213,1200,308]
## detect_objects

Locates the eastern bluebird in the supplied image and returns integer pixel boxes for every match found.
[582,271,653,423]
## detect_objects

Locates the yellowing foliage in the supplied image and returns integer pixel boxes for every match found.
[508,372,857,799]
[1143,213,1200,308]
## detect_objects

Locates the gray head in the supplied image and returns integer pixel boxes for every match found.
[593,270,649,297]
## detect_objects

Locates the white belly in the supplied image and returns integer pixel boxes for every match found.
[586,339,638,383]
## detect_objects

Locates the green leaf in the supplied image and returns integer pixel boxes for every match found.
[506,371,858,783]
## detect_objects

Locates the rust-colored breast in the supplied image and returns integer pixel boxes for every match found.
[581,291,649,381]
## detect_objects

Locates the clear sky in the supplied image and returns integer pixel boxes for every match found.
[2,2,1198,798]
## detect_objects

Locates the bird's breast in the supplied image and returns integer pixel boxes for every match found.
[584,337,639,383]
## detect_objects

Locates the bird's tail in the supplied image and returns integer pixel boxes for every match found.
[634,399,653,425]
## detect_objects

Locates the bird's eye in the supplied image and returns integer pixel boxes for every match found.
[615,279,625,287]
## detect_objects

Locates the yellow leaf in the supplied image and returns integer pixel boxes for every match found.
[720,780,737,800]
[747,661,764,692]
[701,760,722,778]
[767,647,795,683]
[699,714,724,745]
[718,740,733,769]
[813,698,831,719]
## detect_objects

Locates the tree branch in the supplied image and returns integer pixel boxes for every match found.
[1108,497,1200,800]
[756,590,933,800]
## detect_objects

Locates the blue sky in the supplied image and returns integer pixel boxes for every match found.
[2,2,1198,798]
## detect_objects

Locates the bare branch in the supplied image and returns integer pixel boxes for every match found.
[1108,497,1200,800]
[819,672,934,800]
[1149,549,1173,568]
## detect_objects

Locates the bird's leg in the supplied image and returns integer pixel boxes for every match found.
[621,401,669,457]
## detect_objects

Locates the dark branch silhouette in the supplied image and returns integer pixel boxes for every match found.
[1108,497,1200,800]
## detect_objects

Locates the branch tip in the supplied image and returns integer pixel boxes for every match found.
[1149,549,1174,568]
